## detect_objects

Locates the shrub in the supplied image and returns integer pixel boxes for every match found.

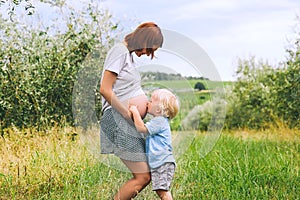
[225,55,299,129]
[0,2,118,129]
[194,82,206,91]
[182,92,226,131]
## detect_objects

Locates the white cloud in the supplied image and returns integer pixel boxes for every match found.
[167,0,240,21]
[97,0,300,80]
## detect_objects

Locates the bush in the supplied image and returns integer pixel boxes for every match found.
[194,82,206,91]
[0,2,118,129]
[223,16,300,130]
[182,92,226,131]
[225,55,299,129]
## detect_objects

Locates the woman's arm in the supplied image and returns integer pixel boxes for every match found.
[129,105,148,134]
[100,70,132,121]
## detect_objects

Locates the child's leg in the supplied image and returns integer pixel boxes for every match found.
[151,163,175,200]
[156,190,173,200]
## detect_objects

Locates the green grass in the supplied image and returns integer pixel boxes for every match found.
[0,127,299,199]
[175,133,299,199]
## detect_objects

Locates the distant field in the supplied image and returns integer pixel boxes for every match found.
[143,79,233,91]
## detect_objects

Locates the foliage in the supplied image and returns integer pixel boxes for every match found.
[0,1,118,129]
[0,0,67,19]
[182,32,299,131]
[223,17,300,130]
[186,76,209,80]
[225,58,276,129]
[141,72,210,81]
[225,55,299,129]
[181,90,226,131]
[141,71,184,81]
[0,0,35,18]
[275,46,300,128]
[194,81,206,90]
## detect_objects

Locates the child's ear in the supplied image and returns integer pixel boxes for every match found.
[155,107,162,114]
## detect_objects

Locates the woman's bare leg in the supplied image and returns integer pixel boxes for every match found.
[114,159,151,200]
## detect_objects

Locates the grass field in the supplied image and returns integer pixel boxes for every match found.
[0,126,299,199]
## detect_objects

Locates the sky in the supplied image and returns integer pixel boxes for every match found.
[98,0,300,81]
[1,0,299,81]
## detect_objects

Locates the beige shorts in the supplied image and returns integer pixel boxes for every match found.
[151,162,175,191]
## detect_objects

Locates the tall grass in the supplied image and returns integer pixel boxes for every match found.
[175,130,299,199]
[0,126,299,199]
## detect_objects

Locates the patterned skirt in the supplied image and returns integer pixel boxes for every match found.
[100,108,147,162]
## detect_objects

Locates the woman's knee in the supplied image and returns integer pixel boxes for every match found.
[135,173,151,187]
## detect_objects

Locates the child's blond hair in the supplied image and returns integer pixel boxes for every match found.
[152,89,179,119]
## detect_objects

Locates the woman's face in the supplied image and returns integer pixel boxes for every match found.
[134,47,158,57]
[134,48,149,57]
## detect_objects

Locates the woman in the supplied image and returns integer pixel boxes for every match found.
[99,22,163,200]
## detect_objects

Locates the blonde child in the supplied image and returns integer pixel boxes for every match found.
[130,89,179,200]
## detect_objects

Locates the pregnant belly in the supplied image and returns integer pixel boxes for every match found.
[129,94,148,119]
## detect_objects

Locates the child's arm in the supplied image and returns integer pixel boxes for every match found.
[129,105,148,134]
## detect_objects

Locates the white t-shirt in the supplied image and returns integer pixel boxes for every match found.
[101,43,145,112]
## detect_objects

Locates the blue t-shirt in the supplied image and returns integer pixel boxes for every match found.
[145,116,175,169]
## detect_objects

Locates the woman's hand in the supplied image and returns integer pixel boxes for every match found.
[129,105,148,134]
[122,108,134,125]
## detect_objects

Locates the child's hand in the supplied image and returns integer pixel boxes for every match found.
[129,105,139,114]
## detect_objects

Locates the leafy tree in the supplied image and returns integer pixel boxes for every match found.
[1,0,35,19]
[141,72,184,81]
[0,0,65,18]
[194,82,206,91]
[225,54,299,129]
[0,1,118,129]
[273,42,300,127]
[225,58,276,129]
[224,15,300,130]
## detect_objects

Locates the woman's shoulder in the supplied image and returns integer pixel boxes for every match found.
[108,43,128,57]
[104,43,130,67]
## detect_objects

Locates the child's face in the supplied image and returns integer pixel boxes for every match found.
[147,93,161,116]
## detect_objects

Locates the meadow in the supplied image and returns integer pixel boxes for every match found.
[1,79,299,199]
[1,2,299,199]
[0,126,299,199]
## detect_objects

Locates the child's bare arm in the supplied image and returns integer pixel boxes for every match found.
[129,105,148,134]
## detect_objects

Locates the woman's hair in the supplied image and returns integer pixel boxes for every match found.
[125,22,163,59]
[153,89,179,119]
